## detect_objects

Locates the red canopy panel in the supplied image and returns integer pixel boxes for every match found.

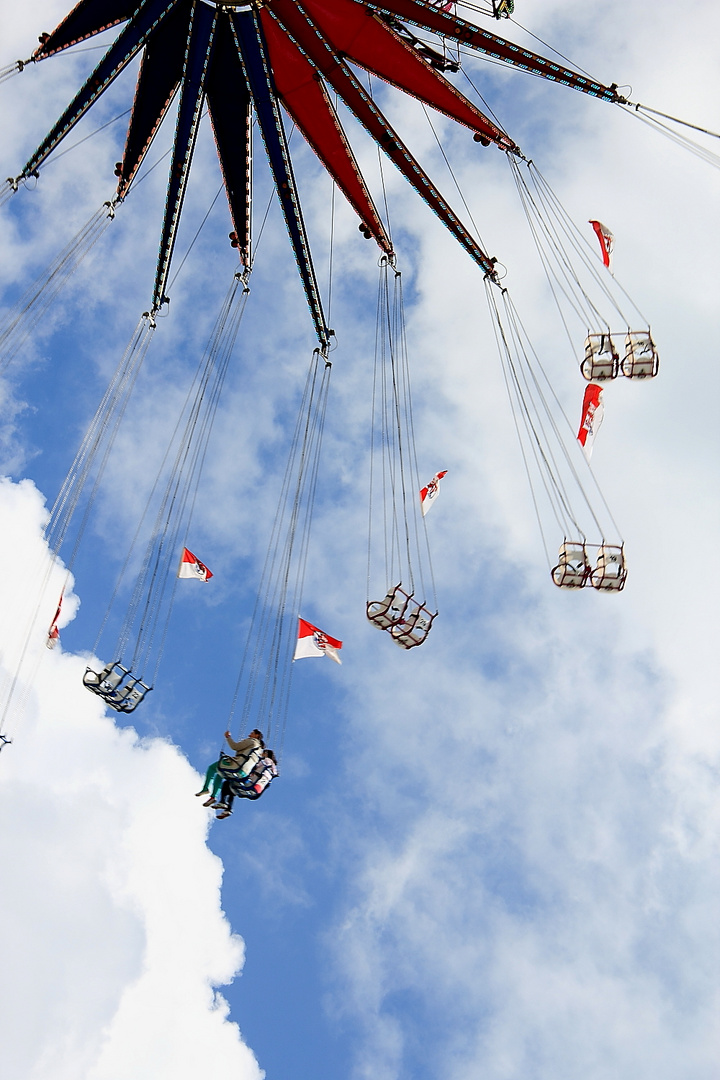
[298,0,515,151]
[261,8,392,253]
[370,0,622,102]
[268,0,497,274]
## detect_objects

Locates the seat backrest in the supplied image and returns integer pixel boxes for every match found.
[622,332,658,378]
[582,334,619,381]
[626,331,653,354]
[110,682,134,702]
[367,585,410,627]
[590,545,627,591]
[102,670,124,692]
[596,544,625,572]
[237,746,264,778]
[558,541,587,567]
[391,604,434,645]
[121,686,147,712]
[219,745,264,780]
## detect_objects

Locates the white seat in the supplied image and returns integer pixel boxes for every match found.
[622,331,658,379]
[590,544,627,592]
[581,334,619,382]
[84,661,119,691]
[107,678,148,709]
[101,669,126,693]
[119,685,146,712]
[551,541,591,589]
[367,585,411,629]
[390,603,435,648]
[84,662,151,712]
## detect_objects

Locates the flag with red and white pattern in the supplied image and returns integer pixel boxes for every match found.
[294,618,343,664]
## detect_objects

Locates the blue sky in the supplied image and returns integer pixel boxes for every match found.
[0,2,719,1078]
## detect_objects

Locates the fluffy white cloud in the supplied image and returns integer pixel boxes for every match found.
[0,477,262,1080]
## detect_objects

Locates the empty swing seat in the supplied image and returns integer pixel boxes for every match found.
[83,662,151,711]
[367,584,411,630]
[390,602,436,649]
[83,661,127,697]
[622,331,659,379]
[551,540,591,589]
[581,334,619,382]
[590,544,627,592]
[106,678,152,713]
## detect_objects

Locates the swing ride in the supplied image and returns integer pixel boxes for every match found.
[0,1,717,764]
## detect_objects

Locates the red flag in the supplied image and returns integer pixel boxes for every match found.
[589,220,614,269]
[177,547,213,581]
[420,470,448,517]
[47,594,62,650]
[577,383,605,460]
[294,618,343,664]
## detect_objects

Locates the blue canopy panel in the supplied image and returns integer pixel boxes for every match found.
[231,8,330,350]
[33,0,135,59]
[117,0,192,196]
[20,0,184,179]
[206,12,252,270]
[152,2,217,310]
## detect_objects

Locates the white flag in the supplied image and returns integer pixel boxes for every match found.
[294,618,343,664]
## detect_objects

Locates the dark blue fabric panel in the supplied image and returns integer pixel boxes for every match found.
[23,0,184,176]
[120,0,193,192]
[36,0,137,58]
[206,13,252,266]
[231,9,329,347]
[152,1,217,308]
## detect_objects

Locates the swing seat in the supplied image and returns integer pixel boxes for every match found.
[622,332,658,379]
[224,772,272,800]
[83,661,127,697]
[217,747,263,782]
[106,678,152,713]
[367,584,411,629]
[551,540,591,589]
[581,334,619,382]
[590,544,627,592]
[390,602,436,648]
[84,662,151,711]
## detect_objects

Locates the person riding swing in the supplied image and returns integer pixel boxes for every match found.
[195,729,264,805]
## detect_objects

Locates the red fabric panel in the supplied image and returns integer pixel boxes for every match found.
[267,0,496,274]
[260,9,391,252]
[371,0,620,102]
[298,0,513,149]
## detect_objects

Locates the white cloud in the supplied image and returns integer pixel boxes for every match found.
[0,477,262,1080]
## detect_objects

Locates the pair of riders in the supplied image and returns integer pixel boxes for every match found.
[195,728,278,820]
